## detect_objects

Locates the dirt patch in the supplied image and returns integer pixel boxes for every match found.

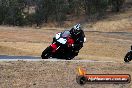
[0,27,55,56]
[0,61,131,88]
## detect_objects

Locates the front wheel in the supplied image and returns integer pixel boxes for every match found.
[41,46,52,59]
[124,51,132,62]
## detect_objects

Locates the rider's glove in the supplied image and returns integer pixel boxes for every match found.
[72,44,74,47]
[67,44,74,47]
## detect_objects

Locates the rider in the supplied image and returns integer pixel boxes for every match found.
[69,24,86,55]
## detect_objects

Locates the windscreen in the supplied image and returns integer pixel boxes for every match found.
[61,31,70,38]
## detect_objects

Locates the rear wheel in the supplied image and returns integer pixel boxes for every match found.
[41,46,52,59]
[65,50,77,60]
[66,56,75,60]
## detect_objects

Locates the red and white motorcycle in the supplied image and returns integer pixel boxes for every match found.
[41,31,77,60]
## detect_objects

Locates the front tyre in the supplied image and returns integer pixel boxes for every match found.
[41,46,52,59]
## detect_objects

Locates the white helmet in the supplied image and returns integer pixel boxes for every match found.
[74,24,81,31]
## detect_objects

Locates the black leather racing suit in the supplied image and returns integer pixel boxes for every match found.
[69,28,85,55]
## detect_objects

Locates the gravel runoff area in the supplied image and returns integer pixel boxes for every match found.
[0,60,131,88]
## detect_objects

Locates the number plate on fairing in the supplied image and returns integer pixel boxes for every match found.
[57,38,67,44]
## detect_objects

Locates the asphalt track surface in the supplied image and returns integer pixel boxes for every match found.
[0,55,40,59]
[0,55,118,63]
[0,55,109,62]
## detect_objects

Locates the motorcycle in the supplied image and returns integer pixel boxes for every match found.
[124,50,132,62]
[41,30,78,60]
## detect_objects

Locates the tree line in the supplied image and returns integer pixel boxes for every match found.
[0,0,125,26]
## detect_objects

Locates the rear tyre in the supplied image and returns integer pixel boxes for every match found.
[41,46,52,59]
[66,56,75,60]
[65,51,77,60]
[124,51,132,62]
